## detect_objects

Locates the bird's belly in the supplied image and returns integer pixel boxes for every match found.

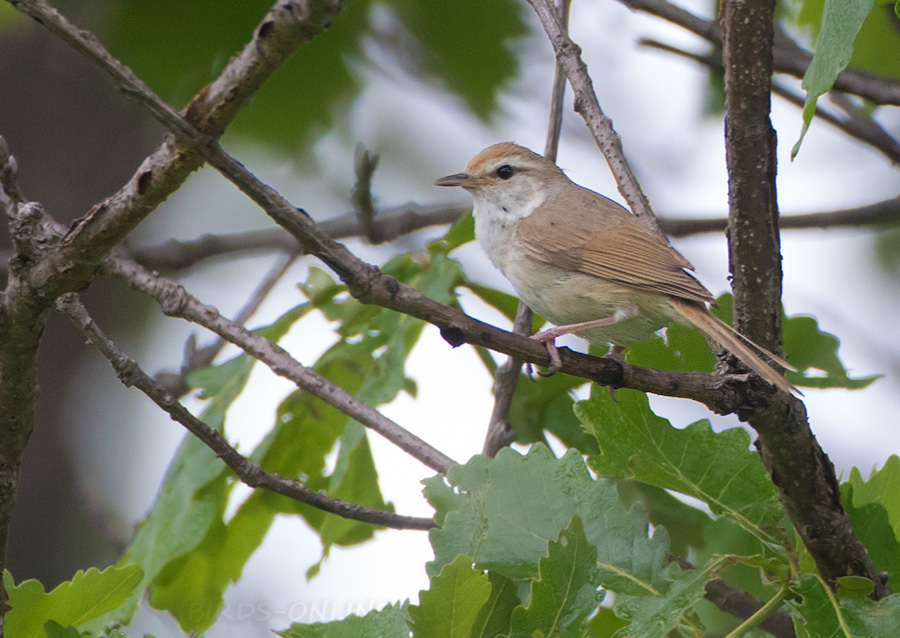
[503,259,674,346]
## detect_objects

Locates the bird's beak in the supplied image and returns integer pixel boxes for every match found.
[434,172,471,188]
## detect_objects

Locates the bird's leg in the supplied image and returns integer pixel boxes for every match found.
[530,305,637,375]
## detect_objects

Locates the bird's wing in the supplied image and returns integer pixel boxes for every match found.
[517,187,714,304]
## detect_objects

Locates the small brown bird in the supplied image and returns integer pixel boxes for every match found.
[436,142,795,394]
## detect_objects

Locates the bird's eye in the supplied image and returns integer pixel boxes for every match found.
[496,164,514,180]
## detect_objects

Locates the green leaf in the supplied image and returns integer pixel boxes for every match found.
[276,601,411,637]
[509,516,603,637]
[471,572,520,638]
[391,0,528,120]
[409,554,492,638]
[508,372,595,453]
[577,387,783,546]
[424,446,674,593]
[612,559,716,638]
[792,0,877,157]
[615,482,712,557]
[842,456,900,589]
[5,565,143,638]
[782,315,879,389]
[429,211,473,254]
[788,574,900,637]
[625,321,715,374]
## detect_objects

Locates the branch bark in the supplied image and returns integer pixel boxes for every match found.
[104,254,458,475]
[720,0,889,599]
[56,294,434,531]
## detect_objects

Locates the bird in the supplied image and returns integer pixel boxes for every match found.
[435,142,795,395]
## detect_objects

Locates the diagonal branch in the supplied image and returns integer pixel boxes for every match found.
[619,0,900,106]
[638,38,900,165]
[104,253,458,475]
[56,294,434,531]
[525,0,660,229]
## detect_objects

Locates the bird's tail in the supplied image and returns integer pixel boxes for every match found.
[670,298,798,396]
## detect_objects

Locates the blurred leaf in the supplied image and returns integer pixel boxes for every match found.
[462,281,522,323]
[589,606,629,638]
[42,622,80,638]
[5,566,143,638]
[782,315,880,388]
[430,211,474,254]
[626,321,716,373]
[102,0,526,151]
[408,554,492,638]
[508,372,595,453]
[791,0,877,157]
[508,516,603,637]
[390,0,528,120]
[842,456,900,589]
[577,387,783,546]
[712,294,878,389]
[276,601,411,637]
[796,0,900,80]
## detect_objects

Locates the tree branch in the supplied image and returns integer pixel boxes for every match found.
[124,204,469,271]
[0,140,55,620]
[155,253,299,397]
[525,0,661,230]
[103,253,458,475]
[638,38,900,166]
[720,0,888,599]
[483,0,571,458]
[55,294,434,531]
[351,146,382,243]
[661,196,900,237]
[620,0,900,106]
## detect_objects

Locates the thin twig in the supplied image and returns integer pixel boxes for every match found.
[155,252,299,397]
[124,203,469,271]
[104,253,458,475]
[55,293,434,531]
[525,0,661,230]
[483,0,571,458]
[638,38,900,165]
[351,145,381,243]
[620,0,900,106]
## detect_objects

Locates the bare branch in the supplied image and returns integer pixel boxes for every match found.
[351,146,382,243]
[484,0,572,458]
[525,0,661,230]
[155,253,299,397]
[620,0,900,106]
[638,38,900,165]
[125,203,469,271]
[104,254,458,475]
[56,294,434,531]
[662,196,900,237]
